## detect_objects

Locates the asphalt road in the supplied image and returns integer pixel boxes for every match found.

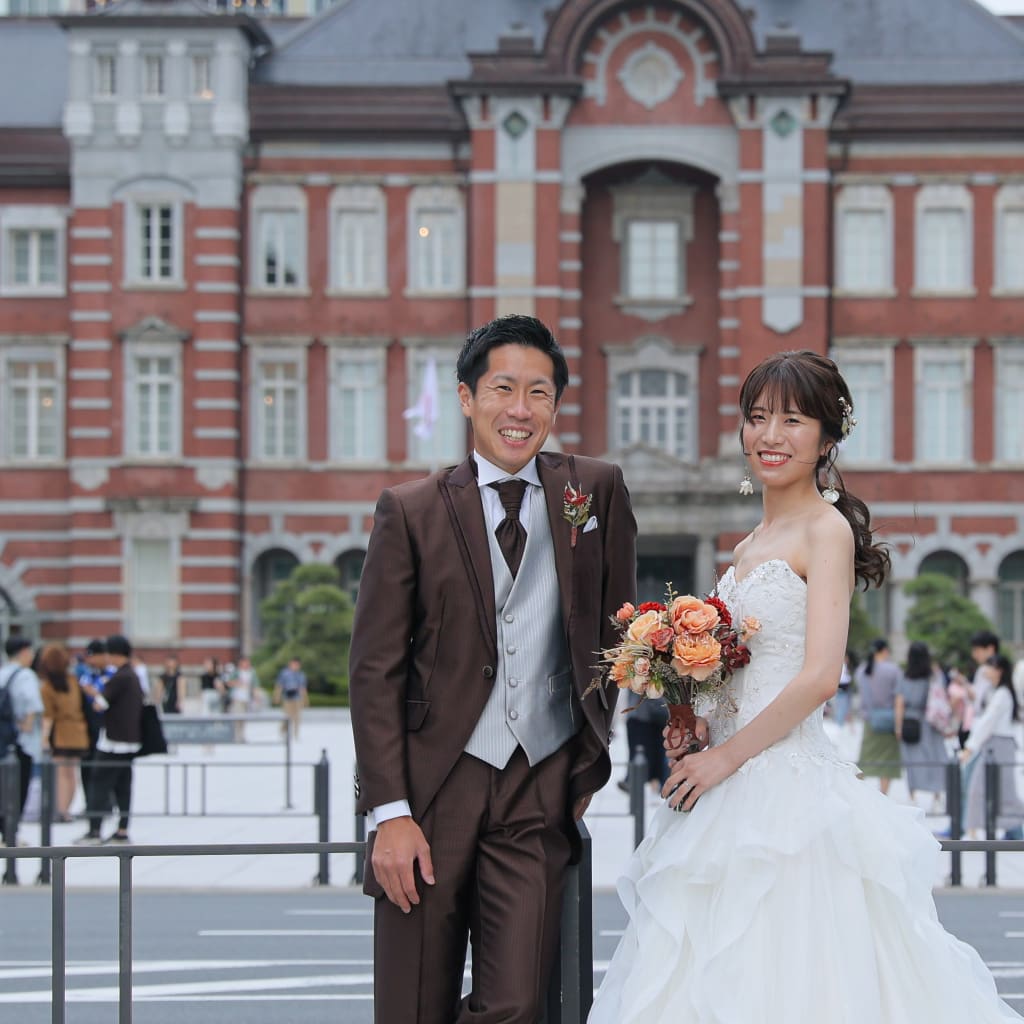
[2,888,1024,1023]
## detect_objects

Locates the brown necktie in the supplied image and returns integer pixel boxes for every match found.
[489,479,528,578]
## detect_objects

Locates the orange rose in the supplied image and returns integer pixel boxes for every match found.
[627,610,663,644]
[616,602,636,623]
[671,632,722,682]
[741,616,762,640]
[670,595,720,635]
[610,659,631,686]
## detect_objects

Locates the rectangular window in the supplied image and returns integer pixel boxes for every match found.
[9,228,59,288]
[627,220,679,299]
[258,360,301,460]
[257,211,301,288]
[192,55,213,99]
[999,209,1024,292]
[131,538,174,641]
[408,354,462,464]
[333,354,385,462]
[5,358,60,460]
[840,210,887,292]
[139,203,175,282]
[919,208,969,291]
[95,54,116,97]
[412,210,458,292]
[834,356,889,463]
[337,210,383,292]
[143,55,164,98]
[996,349,1024,462]
[916,350,970,463]
[133,355,176,457]
[616,368,693,460]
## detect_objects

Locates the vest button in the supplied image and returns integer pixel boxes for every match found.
[507,645,516,655]
[509,709,519,721]
[482,666,494,678]
[504,614,514,623]
[509,678,519,688]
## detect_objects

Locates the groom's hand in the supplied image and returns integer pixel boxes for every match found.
[663,716,710,765]
[373,816,435,914]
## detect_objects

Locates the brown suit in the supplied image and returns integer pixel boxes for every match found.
[350,451,636,1023]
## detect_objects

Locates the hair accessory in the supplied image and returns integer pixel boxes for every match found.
[838,396,857,440]
[821,469,840,504]
[739,469,754,497]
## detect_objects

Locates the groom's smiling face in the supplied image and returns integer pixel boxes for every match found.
[458,343,559,475]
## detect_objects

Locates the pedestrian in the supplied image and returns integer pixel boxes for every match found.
[199,657,223,716]
[0,636,43,842]
[947,663,973,749]
[156,655,186,715]
[76,635,143,845]
[37,644,89,822]
[961,654,1024,841]
[895,641,948,813]
[75,638,112,803]
[229,656,258,714]
[830,649,855,728]
[857,637,901,795]
[962,631,1001,830]
[274,657,307,739]
[350,313,636,1023]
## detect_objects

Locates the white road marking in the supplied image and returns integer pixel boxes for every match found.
[285,909,370,917]
[0,959,370,982]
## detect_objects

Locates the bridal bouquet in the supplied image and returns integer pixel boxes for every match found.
[602,585,759,750]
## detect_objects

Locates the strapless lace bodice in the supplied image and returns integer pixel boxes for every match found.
[702,559,846,770]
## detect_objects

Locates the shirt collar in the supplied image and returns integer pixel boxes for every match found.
[473,450,541,490]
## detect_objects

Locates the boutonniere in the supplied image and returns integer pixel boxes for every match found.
[563,482,593,549]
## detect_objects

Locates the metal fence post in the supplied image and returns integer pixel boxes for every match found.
[353,810,366,886]
[314,749,330,886]
[38,758,54,885]
[947,756,962,887]
[2,754,19,886]
[629,746,648,850]
[285,717,294,810]
[118,853,133,1024]
[985,753,1000,887]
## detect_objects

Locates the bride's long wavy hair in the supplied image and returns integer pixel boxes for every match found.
[738,350,891,589]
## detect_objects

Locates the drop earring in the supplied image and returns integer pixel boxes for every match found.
[821,469,840,504]
[739,468,754,496]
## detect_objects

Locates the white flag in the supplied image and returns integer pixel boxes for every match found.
[403,357,439,440]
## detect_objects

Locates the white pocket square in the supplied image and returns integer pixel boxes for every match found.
[582,515,599,534]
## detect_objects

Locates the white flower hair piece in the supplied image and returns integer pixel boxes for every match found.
[838,396,857,440]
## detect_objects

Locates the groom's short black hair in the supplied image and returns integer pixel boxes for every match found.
[456,314,569,403]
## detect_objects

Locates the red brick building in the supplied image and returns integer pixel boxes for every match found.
[1,0,1024,665]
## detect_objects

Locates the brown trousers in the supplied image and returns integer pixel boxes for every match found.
[370,745,573,1024]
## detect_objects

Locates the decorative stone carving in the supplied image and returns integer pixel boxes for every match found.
[618,43,683,111]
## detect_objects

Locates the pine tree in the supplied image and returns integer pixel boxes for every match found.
[903,573,995,669]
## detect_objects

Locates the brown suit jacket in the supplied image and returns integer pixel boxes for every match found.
[349,451,637,825]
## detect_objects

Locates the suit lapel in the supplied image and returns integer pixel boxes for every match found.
[440,457,497,656]
[538,453,574,633]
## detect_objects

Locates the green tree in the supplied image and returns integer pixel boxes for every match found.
[847,590,876,661]
[254,563,354,702]
[903,573,995,669]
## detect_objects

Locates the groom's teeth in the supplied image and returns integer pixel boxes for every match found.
[501,430,529,440]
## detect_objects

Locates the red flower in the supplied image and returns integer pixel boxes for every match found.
[706,596,732,628]
[638,601,667,613]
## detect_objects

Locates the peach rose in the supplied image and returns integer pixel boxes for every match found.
[670,595,720,635]
[627,610,663,644]
[610,659,631,687]
[616,602,636,623]
[741,616,762,640]
[634,656,652,677]
[671,632,722,682]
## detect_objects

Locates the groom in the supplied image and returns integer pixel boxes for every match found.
[349,314,637,1023]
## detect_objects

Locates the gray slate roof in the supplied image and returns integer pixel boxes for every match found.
[0,20,68,128]
[256,0,563,85]
[745,0,1024,84]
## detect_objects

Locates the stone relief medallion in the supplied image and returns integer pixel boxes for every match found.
[617,42,684,111]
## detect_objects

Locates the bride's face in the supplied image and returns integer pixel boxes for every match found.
[742,394,830,490]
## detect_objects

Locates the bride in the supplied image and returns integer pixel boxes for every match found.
[588,350,1021,1023]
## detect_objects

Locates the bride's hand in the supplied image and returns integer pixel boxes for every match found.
[663,716,710,765]
[661,743,737,812]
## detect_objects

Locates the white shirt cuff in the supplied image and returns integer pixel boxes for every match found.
[371,799,412,829]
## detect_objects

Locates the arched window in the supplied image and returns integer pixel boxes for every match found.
[251,548,300,639]
[918,550,969,597]
[335,549,365,602]
[998,551,1024,647]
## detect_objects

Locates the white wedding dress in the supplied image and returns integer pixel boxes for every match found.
[589,559,1021,1024]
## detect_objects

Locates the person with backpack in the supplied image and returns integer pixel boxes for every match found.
[0,636,43,843]
[894,641,950,813]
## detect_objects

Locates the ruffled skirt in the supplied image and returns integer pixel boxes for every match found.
[589,748,1021,1023]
